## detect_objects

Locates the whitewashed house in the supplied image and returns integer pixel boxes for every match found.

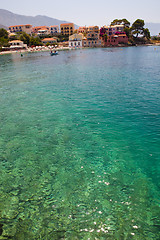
[69,33,85,48]
[9,40,27,49]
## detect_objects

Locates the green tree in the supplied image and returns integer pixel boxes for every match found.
[124,27,131,38]
[131,19,145,38]
[0,28,8,38]
[19,32,30,46]
[143,28,150,40]
[30,36,42,46]
[56,33,69,42]
[111,19,122,25]
[121,19,130,28]
[111,19,130,28]
[0,37,10,47]
[0,28,9,47]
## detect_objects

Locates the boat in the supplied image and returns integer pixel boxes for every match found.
[50,51,58,56]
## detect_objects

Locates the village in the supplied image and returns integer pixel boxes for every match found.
[1,18,155,53]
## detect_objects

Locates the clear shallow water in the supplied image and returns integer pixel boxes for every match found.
[0,47,160,239]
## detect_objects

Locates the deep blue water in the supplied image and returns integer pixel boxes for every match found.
[0,46,160,239]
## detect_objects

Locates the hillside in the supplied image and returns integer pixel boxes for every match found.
[0,9,78,28]
[0,24,8,29]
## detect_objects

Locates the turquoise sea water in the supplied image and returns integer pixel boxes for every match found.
[0,46,160,239]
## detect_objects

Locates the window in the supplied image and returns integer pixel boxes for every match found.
[78,42,80,45]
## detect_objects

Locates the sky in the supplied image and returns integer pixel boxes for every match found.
[1,0,160,27]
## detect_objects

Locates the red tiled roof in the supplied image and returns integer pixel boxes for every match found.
[60,23,74,26]
[9,24,32,28]
[9,25,23,28]
[38,27,48,30]
[42,38,57,41]
[33,26,48,29]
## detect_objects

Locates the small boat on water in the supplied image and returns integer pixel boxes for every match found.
[50,51,58,56]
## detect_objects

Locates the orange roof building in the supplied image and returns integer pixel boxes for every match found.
[32,26,49,33]
[60,23,75,35]
[77,26,87,34]
[42,38,57,44]
[9,24,32,34]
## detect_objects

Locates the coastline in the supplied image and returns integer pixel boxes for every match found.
[0,46,70,55]
[0,43,160,56]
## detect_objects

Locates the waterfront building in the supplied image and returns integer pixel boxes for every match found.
[50,25,59,34]
[32,26,49,35]
[103,32,128,46]
[9,40,27,49]
[60,23,75,35]
[69,33,85,48]
[42,38,57,45]
[87,32,99,40]
[9,24,32,35]
[101,24,124,36]
[83,31,102,47]
[87,26,99,34]
[37,27,50,36]
[83,39,102,47]
[77,26,87,34]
